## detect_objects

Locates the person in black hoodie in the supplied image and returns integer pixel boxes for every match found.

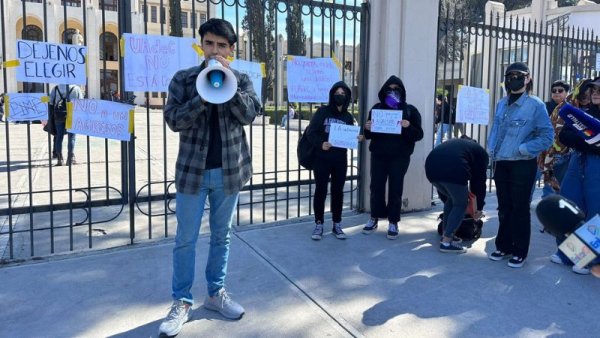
[306,81,361,240]
[362,76,424,239]
[425,137,488,253]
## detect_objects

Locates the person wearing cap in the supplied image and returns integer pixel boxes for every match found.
[554,76,600,274]
[486,62,553,268]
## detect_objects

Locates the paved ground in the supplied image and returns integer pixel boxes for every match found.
[1,188,599,338]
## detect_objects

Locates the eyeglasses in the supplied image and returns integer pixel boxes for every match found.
[551,88,565,94]
[591,86,600,94]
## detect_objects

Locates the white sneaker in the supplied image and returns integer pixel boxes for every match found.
[158,300,191,336]
[572,265,591,275]
[203,289,245,320]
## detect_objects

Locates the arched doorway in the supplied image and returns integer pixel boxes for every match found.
[22,25,44,93]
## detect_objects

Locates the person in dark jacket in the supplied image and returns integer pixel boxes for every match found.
[425,137,488,253]
[434,94,454,146]
[362,76,424,239]
[306,81,362,240]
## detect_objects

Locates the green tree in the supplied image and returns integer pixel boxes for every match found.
[169,0,183,37]
[286,3,306,56]
[242,0,276,103]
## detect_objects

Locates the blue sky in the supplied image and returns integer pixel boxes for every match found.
[215,1,361,46]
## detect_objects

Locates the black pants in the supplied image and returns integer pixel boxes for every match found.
[313,157,347,223]
[493,159,537,258]
[370,153,410,223]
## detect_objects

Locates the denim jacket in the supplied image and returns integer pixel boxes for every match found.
[487,92,553,161]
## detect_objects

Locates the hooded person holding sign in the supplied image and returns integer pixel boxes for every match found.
[362,75,424,240]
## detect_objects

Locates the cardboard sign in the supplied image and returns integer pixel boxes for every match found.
[371,109,403,134]
[559,234,598,268]
[456,85,490,125]
[329,123,360,149]
[123,34,198,92]
[4,93,48,121]
[16,40,87,85]
[574,214,600,255]
[68,99,133,141]
[286,56,341,103]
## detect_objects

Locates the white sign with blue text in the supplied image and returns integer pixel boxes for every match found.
[69,99,133,142]
[456,85,490,125]
[16,40,87,85]
[286,56,340,103]
[328,123,360,150]
[371,109,403,134]
[231,59,263,102]
[5,93,48,121]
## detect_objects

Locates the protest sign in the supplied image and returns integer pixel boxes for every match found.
[231,59,263,101]
[329,123,360,149]
[287,56,340,103]
[123,34,197,92]
[16,40,87,85]
[371,109,403,134]
[4,93,48,121]
[68,99,133,141]
[574,214,600,255]
[456,85,490,125]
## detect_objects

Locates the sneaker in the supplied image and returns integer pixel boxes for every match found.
[387,223,399,240]
[332,222,346,239]
[489,250,511,261]
[508,256,525,268]
[311,221,323,240]
[203,288,245,320]
[362,218,378,234]
[550,253,564,265]
[158,300,191,337]
[572,265,591,275]
[439,241,466,253]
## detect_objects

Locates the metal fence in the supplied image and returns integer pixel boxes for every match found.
[0,0,367,261]
[435,3,600,146]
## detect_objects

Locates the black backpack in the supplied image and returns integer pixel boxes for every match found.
[437,213,483,241]
[297,124,317,170]
[53,86,74,120]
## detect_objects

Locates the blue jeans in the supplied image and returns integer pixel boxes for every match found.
[281,115,288,128]
[555,152,600,264]
[432,181,468,238]
[54,122,76,154]
[172,168,239,304]
[435,123,451,146]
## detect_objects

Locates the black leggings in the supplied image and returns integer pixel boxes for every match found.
[313,157,348,223]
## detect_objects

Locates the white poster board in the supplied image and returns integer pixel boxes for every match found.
[456,85,490,125]
[574,214,600,255]
[286,56,341,103]
[16,40,87,85]
[596,53,600,70]
[329,123,360,149]
[559,233,598,268]
[123,34,197,92]
[371,109,403,134]
[230,59,263,101]
[4,93,48,122]
[69,99,133,141]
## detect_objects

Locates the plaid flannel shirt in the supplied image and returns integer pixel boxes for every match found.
[164,65,261,195]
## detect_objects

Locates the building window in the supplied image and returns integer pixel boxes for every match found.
[344,61,352,71]
[160,7,166,24]
[61,0,82,7]
[181,12,188,28]
[62,28,79,44]
[200,13,207,25]
[23,25,43,41]
[24,0,43,3]
[150,6,157,23]
[101,0,118,11]
[152,92,159,98]
[100,32,119,61]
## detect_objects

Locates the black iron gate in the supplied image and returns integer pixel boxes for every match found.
[0,0,368,261]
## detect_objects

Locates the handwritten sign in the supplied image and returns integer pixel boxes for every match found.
[371,109,402,134]
[123,34,198,92]
[5,93,48,121]
[596,53,600,70]
[559,233,598,268]
[286,56,341,103]
[16,40,87,85]
[231,59,262,101]
[329,123,360,149]
[69,99,133,141]
[574,214,600,255]
[456,85,490,125]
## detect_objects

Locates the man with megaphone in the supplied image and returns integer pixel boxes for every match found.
[160,18,261,337]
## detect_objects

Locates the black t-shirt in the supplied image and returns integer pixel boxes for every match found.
[205,106,222,169]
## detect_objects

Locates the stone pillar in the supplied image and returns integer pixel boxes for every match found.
[361,0,440,213]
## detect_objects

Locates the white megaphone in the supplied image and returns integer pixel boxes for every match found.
[196,58,237,104]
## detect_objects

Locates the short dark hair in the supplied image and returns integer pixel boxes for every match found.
[551,80,570,92]
[199,18,237,45]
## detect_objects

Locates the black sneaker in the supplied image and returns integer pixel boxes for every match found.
[440,241,466,253]
[332,222,346,240]
[311,221,324,240]
[489,250,511,261]
[508,256,525,268]
[387,223,399,240]
[362,218,378,234]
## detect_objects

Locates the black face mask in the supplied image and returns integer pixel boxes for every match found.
[333,94,346,106]
[505,75,526,92]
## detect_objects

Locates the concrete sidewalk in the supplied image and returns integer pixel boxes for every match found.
[1,191,599,337]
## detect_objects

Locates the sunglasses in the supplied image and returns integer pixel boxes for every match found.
[551,88,565,94]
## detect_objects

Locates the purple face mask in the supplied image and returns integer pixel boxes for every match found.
[385,90,401,109]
